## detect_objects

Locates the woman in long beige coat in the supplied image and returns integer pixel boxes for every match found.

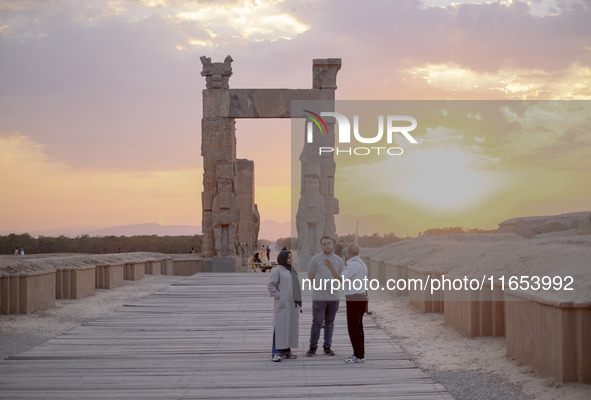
[268,250,301,362]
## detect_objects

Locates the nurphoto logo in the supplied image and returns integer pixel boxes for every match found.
[304,110,419,156]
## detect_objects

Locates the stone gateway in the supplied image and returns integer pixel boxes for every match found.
[200,56,341,271]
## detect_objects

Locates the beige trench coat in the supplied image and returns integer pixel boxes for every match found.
[268,265,300,349]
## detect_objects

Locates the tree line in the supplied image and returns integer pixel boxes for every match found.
[276,232,403,250]
[3,226,497,255]
[277,227,499,250]
[2,233,202,255]
[420,226,498,236]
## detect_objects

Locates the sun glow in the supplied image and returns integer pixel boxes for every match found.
[385,147,507,213]
[337,143,509,216]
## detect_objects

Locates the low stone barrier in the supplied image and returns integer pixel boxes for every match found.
[0,274,16,314]
[504,294,591,383]
[0,253,175,315]
[168,258,204,276]
[384,261,408,297]
[162,258,174,275]
[443,285,505,337]
[362,232,591,383]
[0,271,55,314]
[407,269,445,313]
[145,260,162,275]
[56,266,96,300]
[124,262,145,281]
[95,264,125,289]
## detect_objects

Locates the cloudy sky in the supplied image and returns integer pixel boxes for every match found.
[1,0,590,237]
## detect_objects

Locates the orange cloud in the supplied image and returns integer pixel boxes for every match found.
[402,63,591,100]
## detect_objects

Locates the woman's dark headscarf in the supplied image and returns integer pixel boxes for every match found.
[276,250,302,307]
[277,250,291,268]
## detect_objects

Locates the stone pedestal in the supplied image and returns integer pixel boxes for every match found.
[205,256,238,273]
[294,254,311,275]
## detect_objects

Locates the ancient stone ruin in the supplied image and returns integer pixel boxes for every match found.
[199,55,341,271]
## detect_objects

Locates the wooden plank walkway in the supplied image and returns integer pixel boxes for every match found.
[0,273,453,399]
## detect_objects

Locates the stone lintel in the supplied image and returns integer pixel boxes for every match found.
[228,89,335,118]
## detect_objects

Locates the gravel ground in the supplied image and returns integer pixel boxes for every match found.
[0,333,49,360]
[372,299,591,400]
[430,370,521,400]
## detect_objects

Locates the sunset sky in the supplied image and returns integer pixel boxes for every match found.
[1,0,590,238]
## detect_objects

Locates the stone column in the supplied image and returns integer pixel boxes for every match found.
[200,55,239,271]
[296,59,341,261]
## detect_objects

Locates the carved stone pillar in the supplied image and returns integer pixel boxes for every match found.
[296,59,341,259]
[200,55,237,260]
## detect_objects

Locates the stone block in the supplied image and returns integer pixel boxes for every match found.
[505,296,591,383]
[71,267,96,299]
[96,264,124,289]
[171,259,204,276]
[384,262,408,297]
[203,89,230,117]
[18,271,55,314]
[56,267,95,299]
[505,295,591,383]
[55,269,70,299]
[443,289,482,337]
[313,58,342,89]
[146,260,162,275]
[0,276,5,314]
[369,259,381,281]
[408,269,443,313]
[579,213,591,234]
[162,258,174,275]
[228,89,335,118]
[0,275,13,314]
[229,89,289,118]
[209,256,238,273]
[124,263,145,281]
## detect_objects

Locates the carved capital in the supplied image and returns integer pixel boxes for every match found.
[200,55,233,89]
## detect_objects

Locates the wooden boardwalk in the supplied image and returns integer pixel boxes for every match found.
[0,273,453,399]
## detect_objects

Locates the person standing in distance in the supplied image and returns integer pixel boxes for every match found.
[324,243,368,363]
[305,236,344,357]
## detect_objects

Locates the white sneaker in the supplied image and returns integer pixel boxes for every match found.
[344,355,365,363]
[271,354,282,362]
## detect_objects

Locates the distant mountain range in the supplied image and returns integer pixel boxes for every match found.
[258,220,292,241]
[2,220,293,242]
[81,223,202,237]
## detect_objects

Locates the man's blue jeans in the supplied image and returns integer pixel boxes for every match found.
[309,300,339,349]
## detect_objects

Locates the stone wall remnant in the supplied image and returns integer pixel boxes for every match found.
[236,159,257,253]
